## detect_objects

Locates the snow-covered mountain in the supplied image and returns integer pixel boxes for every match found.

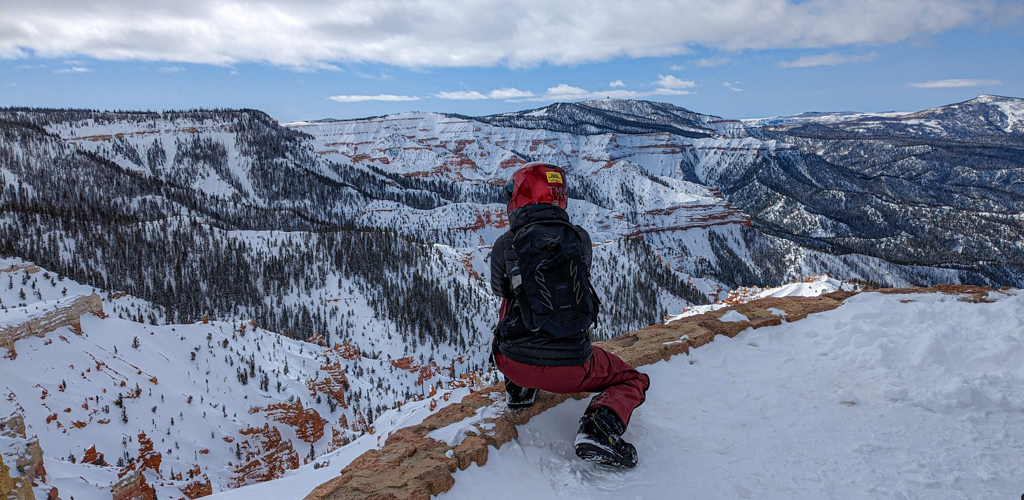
[746,95,1024,280]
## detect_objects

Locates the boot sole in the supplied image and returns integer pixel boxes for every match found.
[574,441,637,469]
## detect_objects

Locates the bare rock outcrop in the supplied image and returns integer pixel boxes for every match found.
[250,399,328,444]
[0,455,17,500]
[231,424,300,487]
[1,293,104,358]
[0,413,46,500]
[111,470,154,500]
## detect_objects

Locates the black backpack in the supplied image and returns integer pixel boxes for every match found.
[504,219,600,337]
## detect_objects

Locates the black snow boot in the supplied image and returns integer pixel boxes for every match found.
[504,378,537,410]
[574,406,638,468]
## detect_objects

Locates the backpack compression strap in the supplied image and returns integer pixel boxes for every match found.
[504,219,585,296]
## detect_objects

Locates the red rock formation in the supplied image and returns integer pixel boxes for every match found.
[136,432,162,475]
[390,358,442,386]
[308,361,350,409]
[389,357,415,371]
[111,470,154,500]
[82,444,105,465]
[327,426,350,453]
[250,399,327,443]
[180,474,213,499]
[0,455,14,499]
[334,342,361,361]
[231,424,300,487]
[0,413,47,494]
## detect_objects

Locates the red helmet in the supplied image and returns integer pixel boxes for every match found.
[506,162,568,213]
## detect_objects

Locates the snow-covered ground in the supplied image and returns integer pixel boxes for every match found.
[0,256,489,500]
[441,289,1024,499]
[669,274,855,320]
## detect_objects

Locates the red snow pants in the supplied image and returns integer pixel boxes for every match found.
[495,346,650,427]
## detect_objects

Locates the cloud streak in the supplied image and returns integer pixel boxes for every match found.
[779,52,878,68]
[327,94,420,103]
[1,0,1014,69]
[355,77,696,105]
[53,66,91,74]
[908,78,1003,88]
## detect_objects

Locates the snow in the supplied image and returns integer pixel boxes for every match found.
[668,274,851,321]
[0,257,489,500]
[0,295,87,326]
[425,393,505,447]
[442,289,1024,499]
[717,310,749,322]
[988,96,1024,132]
[204,387,474,500]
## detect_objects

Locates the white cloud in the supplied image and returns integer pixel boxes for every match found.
[0,0,1013,69]
[539,81,693,101]
[158,66,186,74]
[723,81,743,92]
[357,78,700,106]
[609,80,626,88]
[655,75,697,89]
[327,94,420,103]
[53,66,91,74]
[650,88,695,96]
[435,90,488,100]
[488,87,534,99]
[696,57,730,67]
[908,78,1003,88]
[545,84,591,99]
[435,87,537,100]
[779,52,878,68]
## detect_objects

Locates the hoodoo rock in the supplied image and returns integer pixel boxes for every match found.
[111,470,154,500]
[231,424,300,487]
[0,413,46,500]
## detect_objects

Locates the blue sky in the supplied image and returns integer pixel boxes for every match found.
[2,0,1022,122]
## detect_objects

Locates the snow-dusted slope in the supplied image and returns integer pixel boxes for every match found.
[0,257,485,500]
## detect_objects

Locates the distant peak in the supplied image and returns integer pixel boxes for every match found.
[972,94,1022,103]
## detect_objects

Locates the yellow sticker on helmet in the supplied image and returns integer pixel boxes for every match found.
[546,172,563,184]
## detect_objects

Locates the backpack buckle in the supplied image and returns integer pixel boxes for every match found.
[509,265,523,293]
